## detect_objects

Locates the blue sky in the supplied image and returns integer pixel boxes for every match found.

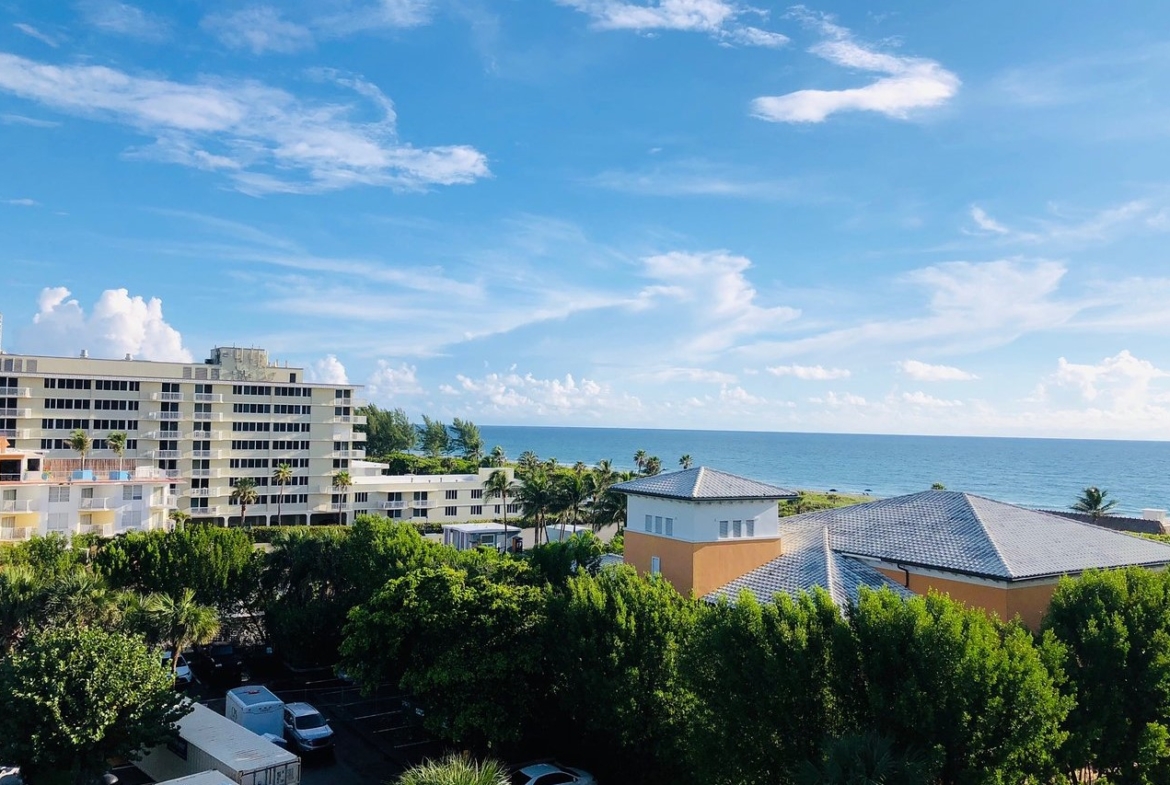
[2,1,1170,439]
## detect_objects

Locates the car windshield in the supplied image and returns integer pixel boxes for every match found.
[176,655,187,667]
[210,644,234,657]
[295,713,327,730]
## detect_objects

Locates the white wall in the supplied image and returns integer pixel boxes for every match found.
[625,495,779,543]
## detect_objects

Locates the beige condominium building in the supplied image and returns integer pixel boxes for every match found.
[0,346,363,531]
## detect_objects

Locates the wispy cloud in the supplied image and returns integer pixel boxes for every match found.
[901,390,963,407]
[2,198,39,207]
[0,112,59,127]
[314,0,435,35]
[753,8,958,123]
[966,200,1163,245]
[969,206,1009,235]
[446,369,642,419]
[767,363,850,380]
[13,23,59,48]
[556,0,787,48]
[641,367,738,384]
[76,0,171,42]
[0,53,489,195]
[590,159,805,199]
[202,7,314,54]
[898,359,978,382]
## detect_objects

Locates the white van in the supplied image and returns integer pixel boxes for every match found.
[225,685,284,738]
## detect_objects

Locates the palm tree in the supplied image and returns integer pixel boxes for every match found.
[556,470,593,538]
[144,588,220,674]
[43,570,122,630]
[797,731,927,785]
[229,477,259,527]
[1073,486,1119,521]
[517,450,540,476]
[272,462,293,526]
[489,445,507,467]
[333,469,353,524]
[633,449,647,473]
[0,565,46,652]
[483,469,516,550]
[107,431,128,473]
[396,754,509,785]
[679,454,693,469]
[168,509,191,531]
[68,429,91,473]
[643,455,662,476]
[517,469,557,545]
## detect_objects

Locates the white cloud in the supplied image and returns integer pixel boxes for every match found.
[449,370,642,418]
[366,360,423,397]
[0,113,59,127]
[752,10,958,123]
[590,160,802,199]
[809,391,867,407]
[308,354,349,385]
[76,0,171,42]
[898,359,978,382]
[314,0,434,34]
[901,390,962,407]
[0,53,489,195]
[2,198,39,206]
[767,363,850,380]
[969,206,1009,234]
[557,0,787,48]
[18,287,192,362]
[646,367,738,383]
[1052,350,1167,403]
[638,250,800,354]
[202,7,314,54]
[720,385,766,405]
[13,23,59,48]
[966,199,1161,246]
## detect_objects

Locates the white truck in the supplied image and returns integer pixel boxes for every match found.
[137,702,300,785]
[226,686,284,738]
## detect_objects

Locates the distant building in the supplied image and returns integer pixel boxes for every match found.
[442,521,523,552]
[615,467,1170,629]
[347,461,518,525]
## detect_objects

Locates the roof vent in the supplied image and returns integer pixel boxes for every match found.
[80,349,88,358]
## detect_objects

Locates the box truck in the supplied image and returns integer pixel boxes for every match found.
[226,686,284,737]
[137,702,300,785]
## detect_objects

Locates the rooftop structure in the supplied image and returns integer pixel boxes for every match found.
[612,466,797,501]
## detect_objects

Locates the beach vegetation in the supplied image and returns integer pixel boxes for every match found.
[1072,486,1119,520]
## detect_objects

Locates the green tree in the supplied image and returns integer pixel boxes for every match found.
[517,450,540,477]
[272,462,294,526]
[0,625,189,785]
[449,418,484,463]
[357,405,416,455]
[396,754,510,785]
[1043,568,1170,785]
[847,589,1070,785]
[930,482,946,490]
[633,449,647,473]
[107,431,128,473]
[679,454,693,469]
[418,415,450,458]
[553,470,593,539]
[68,428,91,473]
[144,588,220,673]
[1072,486,1119,520]
[167,509,190,531]
[483,469,516,545]
[0,564,46,652]
[643,455,662,476]
[333,469,353,524]
[230,477,259,527]
[517,469,557,545]
[489,445,507,467]
[341,565,546,749]
[797,732,930,785]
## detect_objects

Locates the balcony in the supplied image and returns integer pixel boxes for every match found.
[187,450,223,459]
[0,527,32,541]
[148,450,181,460]
[148,411,182,421]
[141,430,181,440]
[1,387,31,398]
[411,499,439,509]
[185,488,212,497]
[330,414,368,425]
[328,398,366,408]
[151,392,184,402]
[315,502,352,512]
[342,431,368,443]
[380,500,407,510]
[0,429,30,439]
[0,500,36,513]
[192,411,224,421]
[190,505,222,517]
[190,469,221,479]
[151,494,178,508]
[86,523,114,537]
[0,408,31,418]
[193,393,223,403]
[79,497,111,510]
[186,431,227,441]
[332,450,365,460]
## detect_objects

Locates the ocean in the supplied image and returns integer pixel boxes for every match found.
[477,426,1170,515]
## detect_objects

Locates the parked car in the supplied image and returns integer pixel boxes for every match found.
[161,650,193,687]
[510,762,596,785]
[191,642,245,686]
[282,702,334,754]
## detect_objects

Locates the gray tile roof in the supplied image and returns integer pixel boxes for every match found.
[612,466,798,501]
[781,490,1170,581]
[707,525,913,607]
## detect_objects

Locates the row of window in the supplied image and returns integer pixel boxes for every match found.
[233,422,271,432]
[719,519,757,539]
[0,377,17,388]
[273,404,312,414]
[233,385,273,396]
[44,378,91,389]
[273,422,310,432]
[644,515,676,537]
[43,398,144,410]
[233,403,270,414]
[228,457,311,469]
[273,386,312,397]
[41,438,138,450]
[274,440,310,451]
[43,378,143,391]
[381,504,516,519]
[47,485,146,503]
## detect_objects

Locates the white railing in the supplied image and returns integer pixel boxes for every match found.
[186,431,226,440]
[314,502,352,512]
[381,500,407,510]
[192,411,224,421]
[0,500,35,513]
[148,450,181,459]
[151,494,178,507]
[0,408,31,418]
[0,527,31,541]
[344,431,368,442]
[87,523,114,537]
[3,387,31,398]
[151,392,184,402]
[411,499,439,509]
[190,469,221,479]
[193,393,223,403]
[148,411,182,421]
[186,488,212,497]
[0,429,30,439]
[190,505,221,516]
[80,497,111,510]
[187,450,222,459]
[140,431,177,440]
[330,415,368,425]
[332,450,365,459]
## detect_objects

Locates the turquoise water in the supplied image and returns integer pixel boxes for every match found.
[478,426,1170,515]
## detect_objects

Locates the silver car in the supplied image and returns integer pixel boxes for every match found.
[282,702,334,754]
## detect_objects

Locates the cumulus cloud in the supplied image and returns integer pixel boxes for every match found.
[767,363,850,380]
[18,287,192,361]
[557,0,787,48]
[0,53,489,195]
[366,360,423,397]
[752,9,958,123]
[309,354,349,385]
[76,0,171,42]
[1052,350,1167,403]
[202,7,314,54]
[719,385,766,405]
[901,390,962,407]
[898,359,978,382]
[638,250,800,354]
[448,370,642,418]
[644,367,738,384]
[809,391,867,407]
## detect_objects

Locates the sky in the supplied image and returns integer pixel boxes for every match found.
[2,1,1170,440]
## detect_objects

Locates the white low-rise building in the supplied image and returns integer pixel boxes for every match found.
[346,461,519,525]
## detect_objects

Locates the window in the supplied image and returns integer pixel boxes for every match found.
[81,487,94,499]
[48,513,70,531]
[471,489,483,499]
[232,422,271,432]
[445,490,458,500]
[470,505,483,516]
[665,517,674,536]
[414,508,429,518]
[507,504,519,514]
[354,492,369,503]
[48,486,71,503]
[232,403,271,414]
[718,520,729,539]
[387,509,401,519]
[122,485,143,501]
[650,556,661,575]
[732,520,742,538]
[645,514,653,532]
[654,515,663,534]
[120,509,143,529]
[232,385,272,396]
[413,491,428,501]
[445,506,458,516]
[746,518,755,537]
